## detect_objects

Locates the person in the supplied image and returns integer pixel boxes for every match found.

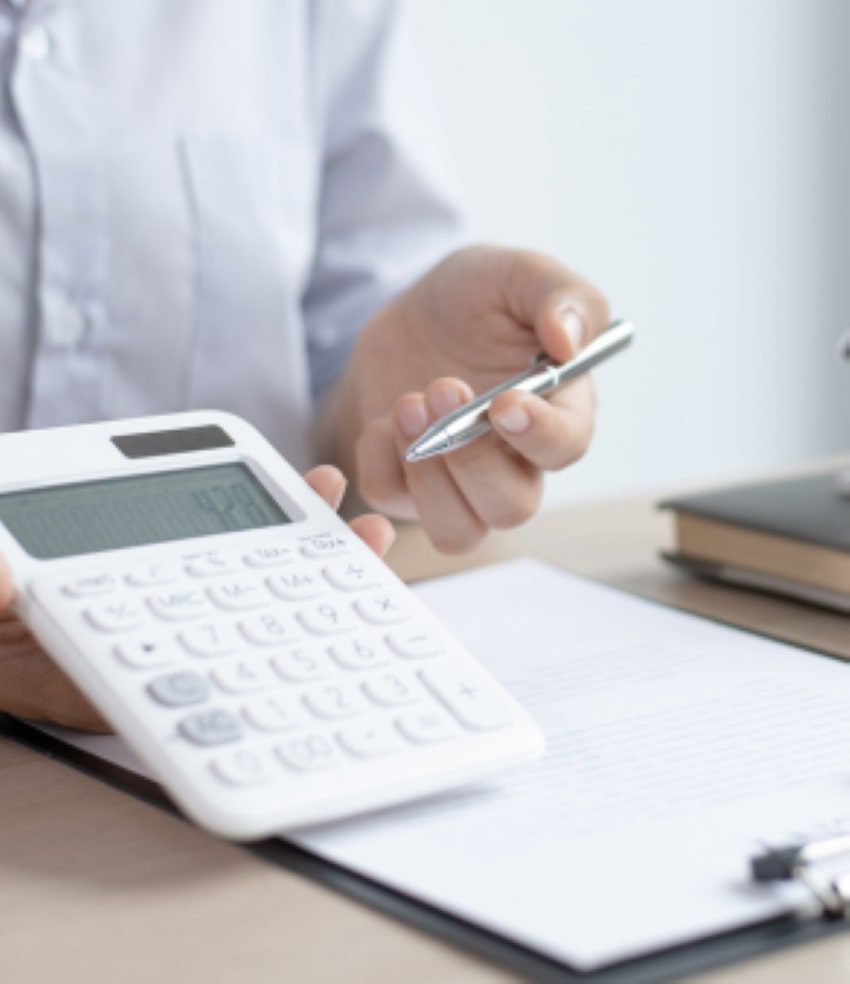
[0,1,608,731]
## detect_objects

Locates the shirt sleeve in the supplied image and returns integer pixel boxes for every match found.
[303,0,465,405]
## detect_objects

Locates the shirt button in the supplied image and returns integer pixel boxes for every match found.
[45,298,87,349]
[19,24,52,62]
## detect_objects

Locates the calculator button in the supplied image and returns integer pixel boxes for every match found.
[277,731,341,771]
[323,560,380,592]
[329,634,390,671]
[208,579,269,611]
[179,622,241,658]
[363,670,421,707]
[63,573,119,598]
[243,544,296,569]
[212,658,274,694]
[86,600,147,633]
[185,554,238,578]
[420,666,512,731]
[241,612,301,647]
[125,563,180,588]
[303,681,366,720]
[299,533,349,559]
[396,708,459,744]
[337,720,401,758]
[354,594,411,626]
[212,747,277,787]
[243,695,308,732]
[147,671,210,707]
[148,589,213,622]
[271,645,331,682]
[179,708,242,746]
[115,636,175,670]
[298,600,358,635]
[267,569,326,602]
[386,629,443,660]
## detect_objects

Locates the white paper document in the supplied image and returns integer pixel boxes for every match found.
[39,560,850,971]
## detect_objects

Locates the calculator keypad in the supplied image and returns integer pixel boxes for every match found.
[149,590,213,622]
[116,635,175,669]
[125,563,181,589]
[179,708,243,746]
[87,600,147,632]
[64,572,120,597]
[38,530,519,811]
[148,670,211,707]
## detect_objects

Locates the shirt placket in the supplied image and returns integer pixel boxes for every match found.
[11,6,107,428]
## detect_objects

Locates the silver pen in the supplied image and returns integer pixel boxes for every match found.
[404,319,635,462]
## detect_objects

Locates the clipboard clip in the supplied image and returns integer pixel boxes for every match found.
[752,833,850,921]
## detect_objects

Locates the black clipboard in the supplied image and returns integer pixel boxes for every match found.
[3,712,847,984]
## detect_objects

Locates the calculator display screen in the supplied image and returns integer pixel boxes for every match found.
[0,463,292,560]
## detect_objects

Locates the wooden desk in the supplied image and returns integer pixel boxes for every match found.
[3,494,849,983]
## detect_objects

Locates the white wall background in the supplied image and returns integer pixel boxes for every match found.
[405,0,850,504]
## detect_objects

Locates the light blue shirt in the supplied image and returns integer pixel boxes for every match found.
[0,0,460,467]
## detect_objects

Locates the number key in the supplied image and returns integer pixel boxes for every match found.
[241,612,300,647]
[303,681,365,720]
[212,658,274,695]
[277,731,341,771]
[363,670,420,707]
[243,695,308,732]
[271,645,330,682]
[213,747,277,786]
[180,622,241,658]
[298,600,358,635]
[329,634,390,671]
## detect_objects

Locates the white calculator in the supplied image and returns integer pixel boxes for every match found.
[0,412,544,839]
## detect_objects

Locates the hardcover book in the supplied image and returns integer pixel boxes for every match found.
[660,471,850,612]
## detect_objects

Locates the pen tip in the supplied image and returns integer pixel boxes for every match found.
[404,448,432,464]
[404,433,449,463]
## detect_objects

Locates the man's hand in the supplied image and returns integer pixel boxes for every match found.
[325,245,609,553]
[0,466,394,733]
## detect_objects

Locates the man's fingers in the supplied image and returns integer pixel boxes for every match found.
[423,378,544,529]
[0,552,14,610]
[504,249,610,363]
[393,391,487,554]
[349,514,396,558]
[535,284,610,363]
[489,377,596,472]
[0,610,29,640]
[356,416,417,520]
[304,464,347,511]
[305,463,396,557]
